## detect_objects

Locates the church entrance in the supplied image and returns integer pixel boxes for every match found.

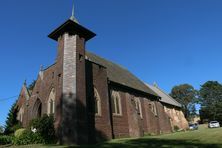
[33,98,42,118]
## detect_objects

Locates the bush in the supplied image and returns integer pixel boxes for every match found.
[12,115,56,145]
[29,114,56,144]
[14,128,26,138]
[13,130,44,145]
[0,135,13,145]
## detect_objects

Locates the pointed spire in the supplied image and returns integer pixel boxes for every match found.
[153,81,158,88]
[70,0,79,23]
[39,65,44,80]
[24,79,27,86]
[40,65,44,71]
[71,0,75,19]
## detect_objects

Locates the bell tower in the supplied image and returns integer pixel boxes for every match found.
[48,3,96,144]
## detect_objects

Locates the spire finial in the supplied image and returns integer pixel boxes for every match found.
[40,65,44,71]
[24,79,27,86]
[70,0,79,23]
[153,81,158,88]
[71,0,75,19]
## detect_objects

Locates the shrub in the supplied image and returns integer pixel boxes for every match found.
[0,135,13,145]
[14,128,26,138]
[29,114,56,144]
[13,130,44,145]
[12,115,56,145]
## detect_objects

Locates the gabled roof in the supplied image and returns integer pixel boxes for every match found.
[86,51,158,97]
[21,84,30,100]
[146,84,182,107]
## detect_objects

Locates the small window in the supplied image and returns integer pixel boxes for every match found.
[150,102,157,116]
[47,88,55,115]
[111,91,122,115]
[134,97,143,118]
[79,54,84,61]
[94,88,101,116]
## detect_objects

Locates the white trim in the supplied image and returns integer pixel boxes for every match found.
[134,97,143,118]
[111,91,122,116]
[94,87,101,116]
[150,102,157,116]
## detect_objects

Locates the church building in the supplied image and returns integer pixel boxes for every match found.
[16,7,188,144]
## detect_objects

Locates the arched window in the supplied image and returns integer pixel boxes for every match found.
[47,88,55,115]
[33,98,42,118]
[150,102,157,116]
[94,88,101,115]
[111,91,122,115]
[134,97,142,118]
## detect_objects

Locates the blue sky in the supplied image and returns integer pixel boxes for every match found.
[1,0,222,126]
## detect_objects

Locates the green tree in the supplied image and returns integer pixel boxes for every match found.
[4,101,21,135]
[170,84,199,119]
[199,81,222,123]
[0,125,4,135]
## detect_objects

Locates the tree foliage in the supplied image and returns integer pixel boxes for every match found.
[4,101,21,135]
[199,81,222,123]
[170,84,199,119]
[0,126,4,135]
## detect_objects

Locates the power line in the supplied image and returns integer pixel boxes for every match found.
[0,95,19,102]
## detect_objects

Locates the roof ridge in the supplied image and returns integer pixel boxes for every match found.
[146,83,181,107]
[86,50,128,71]
[155,85,181,106]
[43,62,57,71]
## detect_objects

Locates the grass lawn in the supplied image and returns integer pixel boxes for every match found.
[5,124,222,148]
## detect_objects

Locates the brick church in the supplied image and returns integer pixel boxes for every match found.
[16,8,188,144]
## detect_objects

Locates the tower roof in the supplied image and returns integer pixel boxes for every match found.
[48,19,96,41]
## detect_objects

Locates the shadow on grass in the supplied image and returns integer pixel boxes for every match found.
[74,138,222,148]
[5,138,222,148]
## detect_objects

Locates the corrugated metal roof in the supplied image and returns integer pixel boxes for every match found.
[86,51,158,97]
[146,84,182,107]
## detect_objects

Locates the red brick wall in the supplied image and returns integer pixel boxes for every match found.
[143,99,160,135]
[107,85,173,138]
[16,51,173,144]
[29,65,57,117]
[110,88,130,138]
[16,86,27,127]
[156,101,172,134]
[126,94,143,137]
[92,63,112,141]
